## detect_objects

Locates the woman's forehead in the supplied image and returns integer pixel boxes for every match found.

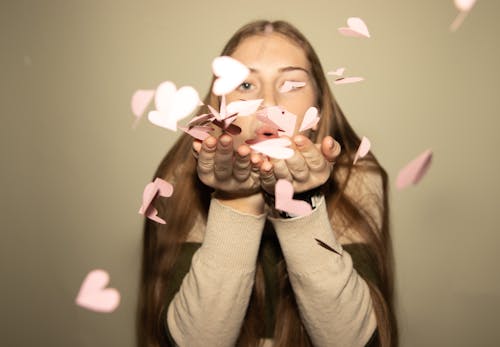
[230,33,310,72]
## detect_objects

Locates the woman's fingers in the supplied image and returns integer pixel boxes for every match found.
[321,136,341,163]
[233,145,252,182]
[197,136,217,186]
[260,158,276,193]
[293,135,327,173]
[214,135,233,180]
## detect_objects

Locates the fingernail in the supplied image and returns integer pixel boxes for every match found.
[294,135,305,146]
[220,135,232,147]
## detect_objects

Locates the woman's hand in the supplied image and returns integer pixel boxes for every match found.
[193,134,262,196]
[259,135,341,194]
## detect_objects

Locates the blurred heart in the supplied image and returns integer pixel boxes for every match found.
[75,269,120,313]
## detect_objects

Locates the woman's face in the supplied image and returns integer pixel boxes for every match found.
[225,33,317,148]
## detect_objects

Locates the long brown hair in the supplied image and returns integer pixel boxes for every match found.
[137,20,398,347]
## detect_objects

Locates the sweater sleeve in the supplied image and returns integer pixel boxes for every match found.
[166,198,266,347]
[269,196,377,347]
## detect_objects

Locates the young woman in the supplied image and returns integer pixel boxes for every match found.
[137,20,398,347]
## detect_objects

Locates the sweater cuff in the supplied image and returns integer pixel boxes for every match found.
[268,196,343,275]
[197,198,266,272]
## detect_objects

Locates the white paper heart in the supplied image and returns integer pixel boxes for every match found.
[353,136,371,164]
[212,56,250,96]
[299,107,320,132]
[327,67,345,77]
[147,81,200,131]
[226,99,263,116]
[75,269,120,313]
[454,0,476,11]
[338,17,370,38]
[250,138,294,159]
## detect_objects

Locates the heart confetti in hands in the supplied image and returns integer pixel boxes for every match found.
[275,179,313,217]
[212,56,250,96]
[139,177,174,224]
[353,136,371,164]
[338,17,371,38]
[131,89,155,128]
[396,149,433,190]
[299,107,320,132]
[148,81,200,131]
[250,138,294,159]
[75,269,120,313]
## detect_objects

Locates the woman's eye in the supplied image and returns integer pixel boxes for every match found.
[239,82,254,91]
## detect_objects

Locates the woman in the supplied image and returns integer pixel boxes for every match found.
[137,20,398,347]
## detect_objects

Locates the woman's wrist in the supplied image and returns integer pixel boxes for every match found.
[213,190,265,216]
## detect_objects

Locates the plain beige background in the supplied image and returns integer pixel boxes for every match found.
[2,0,499,346]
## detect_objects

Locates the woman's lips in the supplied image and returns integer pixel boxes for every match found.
[245,125,280,145]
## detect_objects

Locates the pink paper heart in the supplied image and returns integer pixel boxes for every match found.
[226,99,263,116]
[138,178,174,224]
[265,106,297,137]
[212,56,250,96]
[148,81,200,131]
[279,81,306,93]
[75,269,120,313]
[396,149,433,190]
[333,77,364,85]
[353,136,371,164]
[454,0,476,11]
[327,67,345,77]
[250,138,294,159]
[299,107,320,132]
[131,89,155,118]
[275,179,312,217]
[338,17,371,38]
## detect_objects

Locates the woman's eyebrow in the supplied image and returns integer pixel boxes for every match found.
[248,66,310,74]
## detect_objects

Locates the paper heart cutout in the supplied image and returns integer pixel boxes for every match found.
[131,89,155,118]
[353,136,371,164]
[338,17,370,38]
[265,106,297,137]
[226,99,263,116]
[279,81,306,93]
[454,0,476,11]
[75,269,120,313]
[212,56,250,96]
[148,81,200,131]
[275,179,312,217]
[139,178,174,224]
[250,138,294,159]
[396,149,433,190]
[179,125,213,141]
[333,77,364,85]
[327,67,345,77]
[299,107,320,132]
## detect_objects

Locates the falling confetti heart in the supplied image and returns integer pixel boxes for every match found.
[75,269,120,313]
[212,56,250,96]
[396,149,433,189]
[338,17,370,38]
[148,81,200,131]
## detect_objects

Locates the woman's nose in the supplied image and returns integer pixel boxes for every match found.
[260,85,278,107]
